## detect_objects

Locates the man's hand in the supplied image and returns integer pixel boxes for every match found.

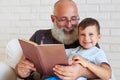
[53,61,97,80]
[53,63,84,80]
[15,57,36,78]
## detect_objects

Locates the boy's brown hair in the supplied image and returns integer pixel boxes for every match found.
[78,18,100,34]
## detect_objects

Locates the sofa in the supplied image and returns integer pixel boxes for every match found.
[0,39,23,80]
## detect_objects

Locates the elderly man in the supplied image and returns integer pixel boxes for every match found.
[16,0,98,80]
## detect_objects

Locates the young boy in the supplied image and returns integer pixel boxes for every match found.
[68,18,111,80]
[46,18,111,80]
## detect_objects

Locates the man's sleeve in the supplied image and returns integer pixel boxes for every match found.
[5,39,23,68]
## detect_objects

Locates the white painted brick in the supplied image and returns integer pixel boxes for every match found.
[114,71,120,80]
[111,12,120,20]
[41,0,56,5]
[31,20,52,29]
[78,5,99,12]
[74,0,86,5]
[0,7,13,13]
[27,13,52,21]
[110,45,120,52]
[13,6,31,13]
[19,13,34,20]
[87,0,111,4]
[8,34,30,40]
[31,6,52,13]
[39,13,51,20]
[111,64,120,79]
[20,0,40,6]
[0,40,8,47]
[0,29,9,34]
[7,28,20,34]
[0,13,19,20]
[107,52,120,60]
[101,28,110,36]
[0,6,31,13]
[99,43,110,52]
[78,13,86,21]
[111,29,120,36]
[24,13,51,21]
[111,0,120,4]
[100,20,120,28]
[86,12,110,20]
[0,0,20,6]
[0,53,6,61]
[19,28,35,35]
[14,21,32,28]
[0,21,11,27]
[100,4,120,12]
[109,60,120,68]
[41,0,86,5]
[101,37,120,45]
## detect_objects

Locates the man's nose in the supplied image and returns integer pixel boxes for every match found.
[66,21,72,28]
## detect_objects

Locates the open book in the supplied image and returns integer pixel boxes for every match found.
[19,39,68,76]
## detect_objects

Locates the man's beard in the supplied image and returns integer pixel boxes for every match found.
[51,23,78,45]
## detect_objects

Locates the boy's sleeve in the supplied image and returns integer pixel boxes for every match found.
[95,49,109,66]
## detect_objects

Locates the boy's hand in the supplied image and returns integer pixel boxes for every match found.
[72,55,89,67]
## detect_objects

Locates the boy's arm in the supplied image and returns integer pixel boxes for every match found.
[73,55,111,80]
[85,62,111,80]
[76,64,98,78]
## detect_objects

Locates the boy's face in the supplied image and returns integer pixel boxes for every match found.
[78,25,101,49]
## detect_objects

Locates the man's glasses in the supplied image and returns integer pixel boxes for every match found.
[54,16,80,25]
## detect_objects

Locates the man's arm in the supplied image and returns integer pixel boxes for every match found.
[53,63,97,80]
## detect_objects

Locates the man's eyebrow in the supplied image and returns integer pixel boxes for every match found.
[58,16,67,19]
[60,16,78,18]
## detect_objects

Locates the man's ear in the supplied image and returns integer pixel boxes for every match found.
[51,15,55,22]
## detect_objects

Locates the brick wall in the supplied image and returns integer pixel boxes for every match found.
[0,0,119,79]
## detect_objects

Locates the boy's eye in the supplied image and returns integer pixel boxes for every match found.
[80,34,85,36]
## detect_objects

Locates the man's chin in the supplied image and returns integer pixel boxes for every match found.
[59,38,77,45]
[52,32,77,45]
[63,29,74,35]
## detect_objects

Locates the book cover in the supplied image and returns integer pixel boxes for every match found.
[19,39,68,76]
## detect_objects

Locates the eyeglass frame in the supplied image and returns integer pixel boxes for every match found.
[54,15,80,25]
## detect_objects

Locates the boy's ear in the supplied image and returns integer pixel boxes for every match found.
[51,15,55,22]
[98,34,102,39]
